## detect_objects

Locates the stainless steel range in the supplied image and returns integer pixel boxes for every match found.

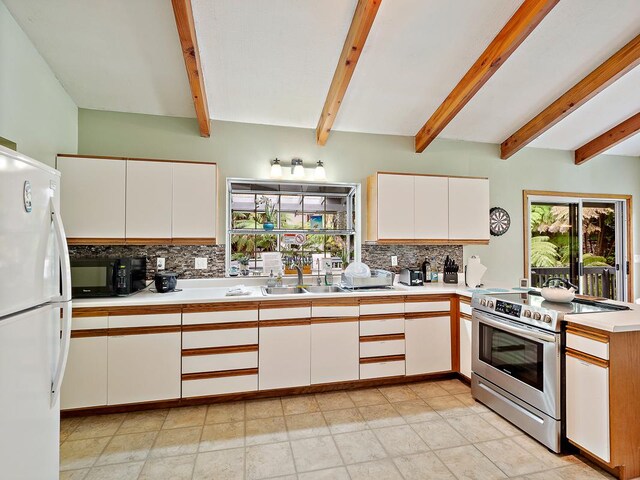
[471,291,628,453]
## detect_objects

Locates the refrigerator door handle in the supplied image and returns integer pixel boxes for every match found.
[51,301,72,407]
[51,198,72,302]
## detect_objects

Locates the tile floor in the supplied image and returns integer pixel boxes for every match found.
[60,379,614,480]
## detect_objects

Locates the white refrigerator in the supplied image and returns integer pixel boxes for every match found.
[0,145,72,479]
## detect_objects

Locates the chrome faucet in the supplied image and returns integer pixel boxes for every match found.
[293,263,304,287]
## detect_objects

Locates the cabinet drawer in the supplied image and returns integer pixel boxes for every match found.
[312,305,359,318]
[359,302,404,316]
[360,317,404,336]
[360,339,405,358]
[183,309,258,325]
[182,374,258,398]
[566,332,609,360]
[360,360,405,379]
[460,302,473,316]
[260,307,311,321]
[404,301,450,313]
[71,315,108,330]
[109,313,181,329]
[182,351,258,374]
[182,328,258,349]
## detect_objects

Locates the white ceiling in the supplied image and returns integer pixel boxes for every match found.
[4,0,640,157]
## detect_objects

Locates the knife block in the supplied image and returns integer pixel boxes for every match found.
[443,272,458,284]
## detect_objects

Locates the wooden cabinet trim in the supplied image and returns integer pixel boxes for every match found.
[67,238,127,246]
[459,296,472,305]
[258,300,312,310]
[566,325,610,343]
[107,305,183,316]
[360,333,405,342]
[72,309,110,318]
[310,316,359,324]
[108,325,182,336]
[182,368,258,381]
[182,345,258,356]
[359,313,406,321]
[67,238,215,246]
[57,153,217,167]
[359,296,404,305]
[460,312,472,321]
[566,348,610,369]
[70,329,110,338]
[404,294,452,303]
[259,318,311,327]
[183,302,260,313]
[171,238,216,245]
[405,311,451,319]
[182,322,259,332]
[360,354,405,364]
[311,297,360,307]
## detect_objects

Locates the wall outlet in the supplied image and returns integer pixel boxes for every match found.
[156,257,165,270]
[195,257,208,269]
[391,255,398,267]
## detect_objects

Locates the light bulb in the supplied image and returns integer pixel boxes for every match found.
[270,159,282,178]
[314,160,326,180]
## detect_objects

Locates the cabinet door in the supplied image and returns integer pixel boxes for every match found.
[414,176,448,239]
[311,321,359,384]
[566,355,610,462]
[259,324,310,390]
[377,174,414,239]
[126,160,173,239]
[448,177,489,240]
[108,332,181,405]
[405,315,452,375]
[172,162,217,240]
[57,156,126,238]
[61,336,108,409]
[459,316,472,379]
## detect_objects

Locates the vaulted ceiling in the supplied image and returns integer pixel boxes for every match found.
[5,0,640,157]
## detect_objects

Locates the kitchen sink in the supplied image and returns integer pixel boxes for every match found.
[303,285,348,294]
[261,286,308,295]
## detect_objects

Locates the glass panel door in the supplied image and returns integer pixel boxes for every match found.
[581,202,617,299]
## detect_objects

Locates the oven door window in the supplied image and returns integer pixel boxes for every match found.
[479,323,544,391]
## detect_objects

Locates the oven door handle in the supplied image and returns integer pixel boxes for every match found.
[474,312,557,343]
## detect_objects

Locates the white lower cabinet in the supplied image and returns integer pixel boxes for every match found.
[459,316,472,379]
[259,324,311,390]
[108,332,181,405]
[61,336,108,409]
[566,354,610,462]
[405,315,452,375]
[311,321,359,384]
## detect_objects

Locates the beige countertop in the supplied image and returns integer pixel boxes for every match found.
[564,301,640,333]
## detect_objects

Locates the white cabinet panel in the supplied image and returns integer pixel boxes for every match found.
[183,309,258,325]
[360,302,404,316]
[405,315,452,375]
[108,313,181,329]
[460,301,473,316]
[360,317,405,336]
[566,333,609,360]
[108,332,181,405]
[182,375,257,398]
[61,336,108,409]
[360,339,405,358]
[377,174,414,239]
[182,328,258,349]
[182,351,258,374]
[360,360,405,379]
[459,317,472,379]
[126,160,173,238]
[311,305,359,318]
[71,315,108,330]
[172,162,217,239]
[448,177,489,240]
[566,355,610,462]
[414,176,449,239]
[259,325,311,390]
[260,306,311,321]
[404,301,450,313]
[311,321,359,384]
[57,156,125,238]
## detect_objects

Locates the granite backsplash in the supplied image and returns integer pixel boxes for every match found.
[68,243,462,279]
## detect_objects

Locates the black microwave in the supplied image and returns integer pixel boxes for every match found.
[70,257,147,298]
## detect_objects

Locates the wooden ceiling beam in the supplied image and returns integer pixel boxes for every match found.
[414,0,558,154]
[316,0,381,146]
[575,112,640,165]
[501,33,640,159]
[172,0,210,137]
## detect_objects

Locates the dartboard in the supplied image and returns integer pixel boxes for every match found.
[489,207,510,236]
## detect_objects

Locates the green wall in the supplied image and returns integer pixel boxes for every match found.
[77,109,640,299]
[0,0,77,165]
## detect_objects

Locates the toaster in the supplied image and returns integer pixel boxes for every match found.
[399,268,424,286]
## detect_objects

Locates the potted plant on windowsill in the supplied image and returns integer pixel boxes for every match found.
[257,195,277,231]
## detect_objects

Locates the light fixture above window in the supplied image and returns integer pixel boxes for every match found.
[314,160,326,180]
[270,158,282,179]
[291,158,305,178]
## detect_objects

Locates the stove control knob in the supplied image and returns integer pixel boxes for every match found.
[523,310,532,318]
[487,300,494,308]
[533,312,541,321]
[480,299,487,307]
[543,314,553,324]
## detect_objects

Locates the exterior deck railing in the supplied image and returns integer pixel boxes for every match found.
[531,266,616,299]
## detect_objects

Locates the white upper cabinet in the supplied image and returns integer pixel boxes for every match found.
[57,156,125,238]
[368,172,489,243]
[448,177,490,241]
[172,162,217,240]
[414,175,449,239]
[126,160,173,239]
[376,173,414,239]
